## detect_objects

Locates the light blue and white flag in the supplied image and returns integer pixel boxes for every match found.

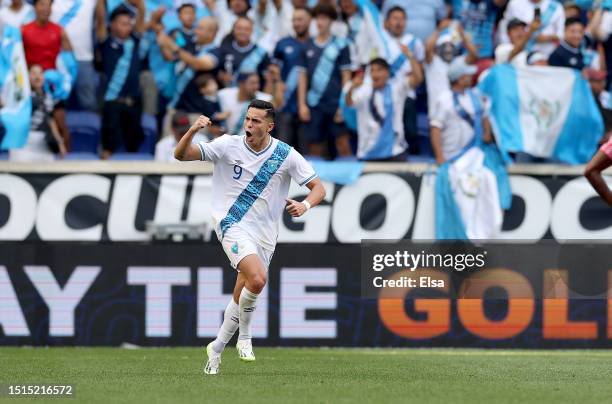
[352,0,389,65]
[0,25,32,150]
[44,50,79,101]
[478,64,604,164]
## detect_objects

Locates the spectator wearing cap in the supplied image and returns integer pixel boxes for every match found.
[453,0,508,59]
[430,57,492,164]
[345,57,422,161]
[586,69,612,143]
[297,3,352,158]
[154,110,209,161]
[0,0,34,28]
[548,16,600,71]
[157,16,219,113]
[95,1,146,159]
[218,71,275,136]
[424,19,479,116]
[271,6,311,152]
[381,0,447,42]
[210,16,270,88]
[500,0,565,58]
[495,17,541,66]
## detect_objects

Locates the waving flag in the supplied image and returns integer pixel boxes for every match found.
[0,25,31,150]
[478,64,603,164]
[352,0,389,65]
[44,51,79,101]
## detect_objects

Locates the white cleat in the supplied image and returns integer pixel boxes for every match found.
[236,339,256,362]
[204,342,221,375]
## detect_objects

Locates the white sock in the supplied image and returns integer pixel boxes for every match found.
[211,299,239,353]
[238,287,259,341]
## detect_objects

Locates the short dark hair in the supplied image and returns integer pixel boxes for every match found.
[195,73,216,89]
[293,6,312,16]
[234,15,253,27]
[110,5,133,22]
[33,0,53,6]
[385,6,406,20]
[565,17,584,28]
[248,99,275,122]
[178,3,196,13]
[370,57,390,70]
[311,3,337,21]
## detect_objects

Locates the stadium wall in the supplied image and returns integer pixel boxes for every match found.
[1,162,611,348]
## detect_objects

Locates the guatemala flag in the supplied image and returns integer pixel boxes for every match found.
[44,51,79,101]
[352,0,389,65]
[478,64,603,164]
[0,25,31,150]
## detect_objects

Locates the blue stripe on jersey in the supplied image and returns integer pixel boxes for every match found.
[220,140,291,238]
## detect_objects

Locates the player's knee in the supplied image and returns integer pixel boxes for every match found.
[249,274,267,293]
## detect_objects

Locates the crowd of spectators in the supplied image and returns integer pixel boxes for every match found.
[0,0,611,162]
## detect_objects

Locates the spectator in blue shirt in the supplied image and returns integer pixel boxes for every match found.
[454,0,508,58]
[95,3,146,159]
[271,6,311,152]
[297,3,353,158]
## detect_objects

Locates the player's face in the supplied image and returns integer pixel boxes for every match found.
[244,108,273,144]
[292,10,311,36]
[384,10,406,37]
[179,6,196,29]
[233,19,253,45]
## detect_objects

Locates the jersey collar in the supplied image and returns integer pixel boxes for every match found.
[243,135,273,156]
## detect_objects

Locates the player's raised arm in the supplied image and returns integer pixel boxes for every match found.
[286,177,326,218]
[174,115,211,161]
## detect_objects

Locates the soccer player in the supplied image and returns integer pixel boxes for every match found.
[174,99,326,375]
[584,138,612,206]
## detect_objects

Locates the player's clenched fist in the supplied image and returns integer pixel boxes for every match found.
[191,115,211,132]
[285,198,308,217]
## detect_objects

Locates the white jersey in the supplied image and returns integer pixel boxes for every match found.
[351,76,410,160]
[198,134,317,251]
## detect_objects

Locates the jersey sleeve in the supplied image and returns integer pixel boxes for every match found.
[287,148,318,186]
[197,134,231,162]
[338,45,352,71]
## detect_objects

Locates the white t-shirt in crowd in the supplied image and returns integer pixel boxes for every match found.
[351,76,410,159]
[384,30,425,99]
[198,134,317,250]
[425,54,456,116]
[51,0,96,61]
[0,2,34,28]
[218,87,273,136]
[494,43,528,67]
[429,88,490,161]
[499,0,565,57]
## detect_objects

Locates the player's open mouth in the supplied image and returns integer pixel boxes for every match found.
[245,131,253,138]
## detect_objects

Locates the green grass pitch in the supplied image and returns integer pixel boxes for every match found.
[1,347,612,403]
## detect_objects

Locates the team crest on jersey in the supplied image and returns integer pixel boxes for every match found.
[231,242,239,254]
[266,159,280,171]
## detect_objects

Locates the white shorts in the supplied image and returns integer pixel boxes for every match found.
[219,226,274,271]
